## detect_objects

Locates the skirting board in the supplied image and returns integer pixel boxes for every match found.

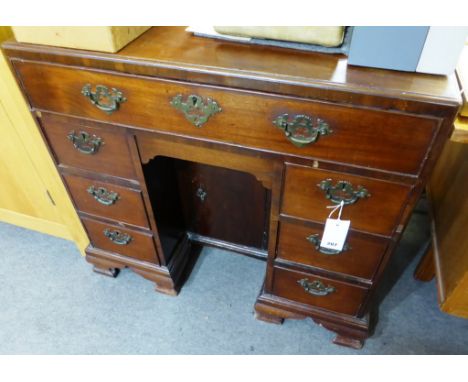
[0,208,87,256]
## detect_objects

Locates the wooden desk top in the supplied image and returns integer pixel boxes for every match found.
[3,26,461,112]
[122,28,461,102]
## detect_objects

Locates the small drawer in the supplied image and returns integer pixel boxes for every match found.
[40,113,137,180]
[62,173,150,229]
[15,61,437,175]
[282,164,411,237]
[81,217,159,264]
[277,220,388,280]
[271,266,368,316]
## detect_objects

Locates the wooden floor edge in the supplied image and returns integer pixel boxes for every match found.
[0,208,86,256]
[440,272,468,318]
[425,185,447,305]
[0,208,70,238]
[452,116,468,143]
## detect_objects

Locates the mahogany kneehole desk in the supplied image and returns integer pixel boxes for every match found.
[3,27,460,349]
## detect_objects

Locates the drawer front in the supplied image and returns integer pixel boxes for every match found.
[81,217,159,264]
[16,61,437,175]
[40,113,136,179]
[282,164,411,237]
[271,267,368,316]
[277,220,388,280]
[62,173,150,229]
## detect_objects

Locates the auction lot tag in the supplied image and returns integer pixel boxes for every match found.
[320,218,350,252]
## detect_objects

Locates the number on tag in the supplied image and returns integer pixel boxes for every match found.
[320,218,350,252]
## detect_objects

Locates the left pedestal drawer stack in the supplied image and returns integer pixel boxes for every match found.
[38,112,161,269]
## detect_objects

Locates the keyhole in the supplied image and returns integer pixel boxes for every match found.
[196,187,207,202]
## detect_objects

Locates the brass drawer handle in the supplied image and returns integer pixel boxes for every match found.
[273,114,331,147]
[317,179,370,205]
[67,130,103,155]
[87,186,120,206]
[81,84,126,114]
[103,229,132,245]
[170,94,222,127]
[306,234,350,255]
[297,278,335,296]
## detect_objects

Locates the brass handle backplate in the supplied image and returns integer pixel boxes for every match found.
[297,278,336,296]
[81,84,126,114]
[87,186,120,206]
[306,234,350,255]
[273,114,331,147]
[317,179,370,205]
[103,229,132,245]
[67,130,103,155]
[170,94,222,127]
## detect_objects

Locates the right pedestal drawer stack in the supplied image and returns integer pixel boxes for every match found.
[254,117,447,349]
[275,163,412,311]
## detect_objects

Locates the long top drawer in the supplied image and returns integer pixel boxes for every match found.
[14,61,439,175]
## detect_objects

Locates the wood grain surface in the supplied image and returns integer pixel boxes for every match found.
[281,164,412,236]
[14,60,440,175]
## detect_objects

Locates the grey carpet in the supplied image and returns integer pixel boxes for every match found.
[1,211,467,354]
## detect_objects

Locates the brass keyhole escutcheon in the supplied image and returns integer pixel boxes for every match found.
[170,94,222,128]
[196,187,207,202]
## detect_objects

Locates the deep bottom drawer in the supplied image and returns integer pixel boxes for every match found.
[81,217,159,264]
[271,267,368,316]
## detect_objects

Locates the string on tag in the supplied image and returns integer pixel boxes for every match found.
[326,200,345,220]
